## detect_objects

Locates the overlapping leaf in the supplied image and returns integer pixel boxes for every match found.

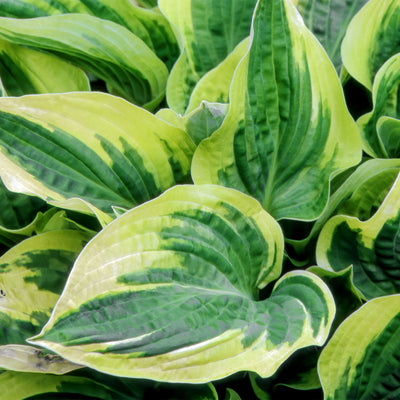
[29,185,334,382]
[319,295,400,399]
[317,171,400,300]
[357,54,400,158]
[0,92,195,223]
[159,0,256,113]
[0,14,168,109]
[0,229,89,373]
[0,0,179,70]
[0,370,218,400]
[0,39,89,96]
[293,0,369,72]
[192,0,362,221]
[342,0,400,91]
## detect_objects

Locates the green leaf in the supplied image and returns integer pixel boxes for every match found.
[0,370,218,400]
[225,388,242,400]
[287,158,400,261]
[319,295,400,399]
[29,185,334,382]
[159,0,257,113]
[293,0,369,72]
[186,38,249,114]
[0,230,89,372]
[0,13,168,109]
[341,0,400,91]
[0,0,180,70]
[316,171,400,300]
[358,54,400,158]
[0,39,89,96]
[157,101,229,146]
[192,0,362,221]
[0,92,195,222]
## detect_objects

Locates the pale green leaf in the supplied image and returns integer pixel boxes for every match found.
[358,54,400,157]
[341,0,400,91]
[0,0,180,70]
[0,92,195,221]
[0,39,89,96]
[159,0,257,114]
[317,171,400,300]
[192,0,362,221]
[0,14,168,109]
[30,185,334,383]
[319,295,400,399]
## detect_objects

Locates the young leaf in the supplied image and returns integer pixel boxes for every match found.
[317,172,400,300]
[319,295,400,399]
[29,185,334,383]
[0,39,89,96]
[159,0,257,113]
[341,0,400,91]
[0,14,168,109]
[358,54,400,158]
[0,0,180,70]
[0,92,195,219]
[192,0,362,221]
[293,0,369,72]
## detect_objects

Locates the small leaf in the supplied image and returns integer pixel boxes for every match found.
[0,14,168,109]
[317,172,400,300]
[29,185,334,382]
[341,0,400,91]
[192,0,362,221]
[319,295,400,399]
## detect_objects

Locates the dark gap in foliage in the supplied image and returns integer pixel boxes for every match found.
[213,371,259,400]
[343,77,372,120]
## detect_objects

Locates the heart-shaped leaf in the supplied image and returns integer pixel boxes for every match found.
[30,185,334,382]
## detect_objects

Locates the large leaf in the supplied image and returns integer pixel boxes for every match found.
[0,0,179,70]
[0,370,218,400]
[192,0,361,221]
[293,0,369,72]
[0,14,168,109]
[159,0,257,114]
[0,92,195,222]
[319,295,400,399]
[316,171,400,300]
[0,39,89,96]
[357,54,400,158]
[0,230,89,373]
[341,0,400,91]
[30,185,334,383]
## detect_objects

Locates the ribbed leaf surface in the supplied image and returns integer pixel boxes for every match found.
[0,14,168,109]
[192,0,361,221]
[0,93,195,220]
[159,0,256,113]
[30,185,334,382]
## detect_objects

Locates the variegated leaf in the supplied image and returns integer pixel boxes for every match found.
[0,14,168,109]
[192,0,361,221]
[30,185,334,382]
[159,0,256,114]
[0,93,195,222]
[319,295,400,399]
[317,171,400,300]
[341,0,400,91]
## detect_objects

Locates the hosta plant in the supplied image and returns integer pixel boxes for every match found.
[1,0,400,399]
